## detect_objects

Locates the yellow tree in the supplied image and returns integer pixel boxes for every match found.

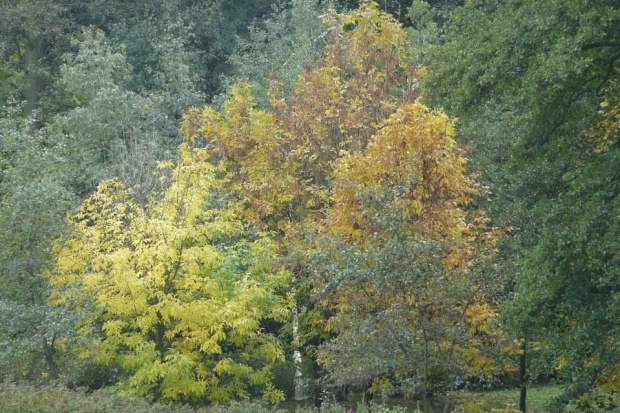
[47,143,290,404]
[181,2,416,236]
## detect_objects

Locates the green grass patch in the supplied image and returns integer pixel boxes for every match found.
[456,385,563,412]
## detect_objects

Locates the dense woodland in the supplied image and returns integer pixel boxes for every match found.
[0,0,619,412]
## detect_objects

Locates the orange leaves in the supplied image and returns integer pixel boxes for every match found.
[279,2,416,184]
[179,4,425,242]
[326,102,477,249]
[323,2,408,89]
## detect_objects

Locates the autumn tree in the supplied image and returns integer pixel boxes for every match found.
[182,3,418,399]
[313,103,501,411]
[47,143,290,403]
[182,3,499,406]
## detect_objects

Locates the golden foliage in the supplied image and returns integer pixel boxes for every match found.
[48,146,290,403]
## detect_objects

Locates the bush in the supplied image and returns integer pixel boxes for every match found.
[0,382,197,413]
[0,382,413,413]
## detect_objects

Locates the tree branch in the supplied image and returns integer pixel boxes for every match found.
[582,42,620,50]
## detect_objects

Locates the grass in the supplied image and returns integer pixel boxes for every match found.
[455,385,564,412]
[2,382,618,412]
[277,385,565,412]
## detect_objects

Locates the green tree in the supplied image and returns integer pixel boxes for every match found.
[228,0,333,108]
[0,0,71,116]
[0,105,77,382]
[76,0,284,98]
[48,28,185,202]
[416,0,620,407]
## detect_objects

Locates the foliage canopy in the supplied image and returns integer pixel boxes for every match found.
[48,145,290,403]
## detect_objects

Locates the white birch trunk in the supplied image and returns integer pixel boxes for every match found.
[292,277,304,399]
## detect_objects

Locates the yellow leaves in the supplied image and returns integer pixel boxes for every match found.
[465,302,498,335]
[157,160,174,170]
[557,354,568,371]
[214,357,236,375]
[369,377,395,395]
[48,140,291,403]
[461,347,496,377]
[262,384,285,403]
[590,63,620,153]
[102,319,125,340]
[183,82,279,167]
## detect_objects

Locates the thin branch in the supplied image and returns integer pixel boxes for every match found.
[582,42,620,50]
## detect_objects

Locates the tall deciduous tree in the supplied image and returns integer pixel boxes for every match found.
[415,0,620,407]
[314,102,500,411]
[182,3,417,399]
[182,4,500,406]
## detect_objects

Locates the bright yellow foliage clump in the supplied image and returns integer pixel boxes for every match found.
[48,144,290,403]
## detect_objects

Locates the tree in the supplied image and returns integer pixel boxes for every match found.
[48,28,183,202]
[0,0,293,388]
[0,26,188,383]
[182,3,417,399]
[182,4,501,407]
[74,0,285,98]
[503,67,620,411]
[415,0,620,407]
[228,0,333,108]
[47,143,290,403]
[314,103,500,411]
[0,105,77,382]
[0,0,70,116]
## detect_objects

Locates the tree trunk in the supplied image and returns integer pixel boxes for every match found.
[23,35,45,117]
[519,339,527,413]
[423,388,435,413]
[42,335,59,380]
[292,276,304,399]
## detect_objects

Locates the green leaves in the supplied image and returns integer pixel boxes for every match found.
[507,147,620,409]
[418,0,620,406]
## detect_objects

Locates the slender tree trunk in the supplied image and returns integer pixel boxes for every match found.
[42,335,59,380]
[23,36,44,117]
[292,275,304,399]
[519,339,527,413]
[423,388,435,413]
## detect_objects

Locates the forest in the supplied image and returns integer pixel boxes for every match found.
[0,0,618,412]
